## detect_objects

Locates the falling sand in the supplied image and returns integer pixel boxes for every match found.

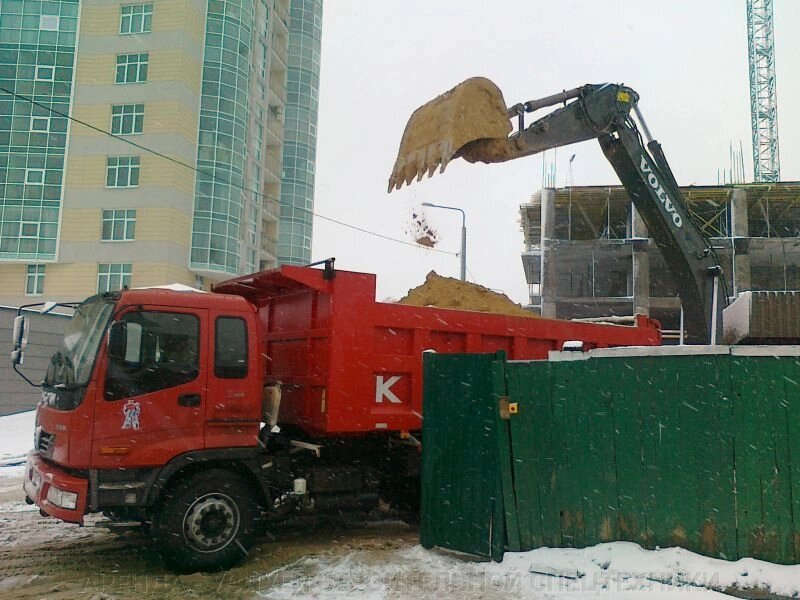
[405,211,439,248]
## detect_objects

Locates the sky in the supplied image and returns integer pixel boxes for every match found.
[310,0,800,304]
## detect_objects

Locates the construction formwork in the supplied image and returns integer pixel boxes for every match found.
[520,183,800,338]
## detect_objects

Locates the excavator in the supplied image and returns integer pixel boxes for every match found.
[388,77,725,344]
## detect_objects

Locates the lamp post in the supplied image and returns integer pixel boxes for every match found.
[422,202,466,281]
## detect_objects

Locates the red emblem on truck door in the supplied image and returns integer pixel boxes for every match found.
[122,399,141,430]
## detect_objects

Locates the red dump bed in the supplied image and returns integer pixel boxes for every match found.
[215,266,661,437]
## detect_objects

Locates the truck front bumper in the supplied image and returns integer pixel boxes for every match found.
[23,451,88,524]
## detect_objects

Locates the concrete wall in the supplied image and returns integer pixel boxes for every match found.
[0,307,69,416]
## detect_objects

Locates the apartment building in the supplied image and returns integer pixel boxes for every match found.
[0,0,294,307]
[278,0,321,265]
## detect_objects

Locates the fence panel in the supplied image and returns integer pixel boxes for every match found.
[732,352,797,563]
[612,355,651,547]
[420,352,507,560]
[578,357,620,546]
[506,361,548,550]
[421,348,800,564]
[783,356,800,561]
[504,353,738,558]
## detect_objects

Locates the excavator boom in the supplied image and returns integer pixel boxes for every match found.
[389,77,725,343]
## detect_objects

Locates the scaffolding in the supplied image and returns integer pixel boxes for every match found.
[521,184,800,334]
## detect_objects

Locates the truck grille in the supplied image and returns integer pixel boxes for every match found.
[36,430,55,457]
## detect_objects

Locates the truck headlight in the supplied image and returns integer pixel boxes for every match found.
[46,486,78,510]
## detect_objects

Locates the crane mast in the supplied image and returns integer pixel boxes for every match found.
[747,0,781,182]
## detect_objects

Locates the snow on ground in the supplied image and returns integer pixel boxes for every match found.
[257,542,800,599]
[0,410,34,478]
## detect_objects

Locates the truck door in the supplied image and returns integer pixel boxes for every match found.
[91,307,208,467]
[204,311,262,448]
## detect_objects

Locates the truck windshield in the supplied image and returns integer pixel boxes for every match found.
[45,297,115,388]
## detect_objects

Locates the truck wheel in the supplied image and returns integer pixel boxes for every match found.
[153,469,259,572]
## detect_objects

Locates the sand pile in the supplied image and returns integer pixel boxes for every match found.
[397,271,537,318]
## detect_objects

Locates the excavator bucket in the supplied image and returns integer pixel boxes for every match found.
[388,77,512,192]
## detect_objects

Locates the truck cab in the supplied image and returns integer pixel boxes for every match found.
[19,288,266,570]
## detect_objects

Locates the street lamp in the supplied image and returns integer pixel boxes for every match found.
[422,202,466,281]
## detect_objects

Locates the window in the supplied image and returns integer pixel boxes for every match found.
[26,265,45,296]
[261,6,269,39]
[111,104,144,135]
[25,169,45,184]
[20,222,39,238]
[39,15,59,31]
[120,4,153,35]
[30,116,50,132]
[101,209,136,241]
[98,263,132,292]
[254,123,263,161]
[215,317,247,378]
[116,53,149,84]
[36,66,54,81]
[248,204,258,245]
[104,311,200,400]
[246,248,257,274]
[106,156,140,187]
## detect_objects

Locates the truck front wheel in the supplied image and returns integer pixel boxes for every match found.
[152,469,260,572]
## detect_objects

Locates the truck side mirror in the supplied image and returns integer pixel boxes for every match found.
[107,321,128,361]
[12,315,28,350]
[11,348,24,366]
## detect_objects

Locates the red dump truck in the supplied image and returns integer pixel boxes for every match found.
[13,261,660,571]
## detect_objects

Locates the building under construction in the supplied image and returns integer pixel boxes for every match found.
[520,183,800,338]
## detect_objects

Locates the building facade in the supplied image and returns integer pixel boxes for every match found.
[521,183,800,338]
[0,0,291,307]
[278,0,321,265]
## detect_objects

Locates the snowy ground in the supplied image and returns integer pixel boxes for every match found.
[1,410,800,599]
[0,409,34,477]
[256,542,800,599]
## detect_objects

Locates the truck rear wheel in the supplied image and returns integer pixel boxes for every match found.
[152,469,259,572]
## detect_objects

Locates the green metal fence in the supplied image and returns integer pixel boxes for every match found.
[420,352,506,560]
[421,346,800,564]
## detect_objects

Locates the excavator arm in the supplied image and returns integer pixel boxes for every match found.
[389,79,724,343]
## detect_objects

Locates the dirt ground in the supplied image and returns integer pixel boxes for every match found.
[0,474,418,600]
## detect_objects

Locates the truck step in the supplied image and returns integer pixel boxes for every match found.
[94,520,143,530]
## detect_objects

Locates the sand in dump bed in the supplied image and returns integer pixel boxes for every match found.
[397,271,537,318]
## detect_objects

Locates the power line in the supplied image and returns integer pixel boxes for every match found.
[0,86,456,256]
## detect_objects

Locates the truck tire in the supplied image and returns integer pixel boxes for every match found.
[152,469,259,572]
